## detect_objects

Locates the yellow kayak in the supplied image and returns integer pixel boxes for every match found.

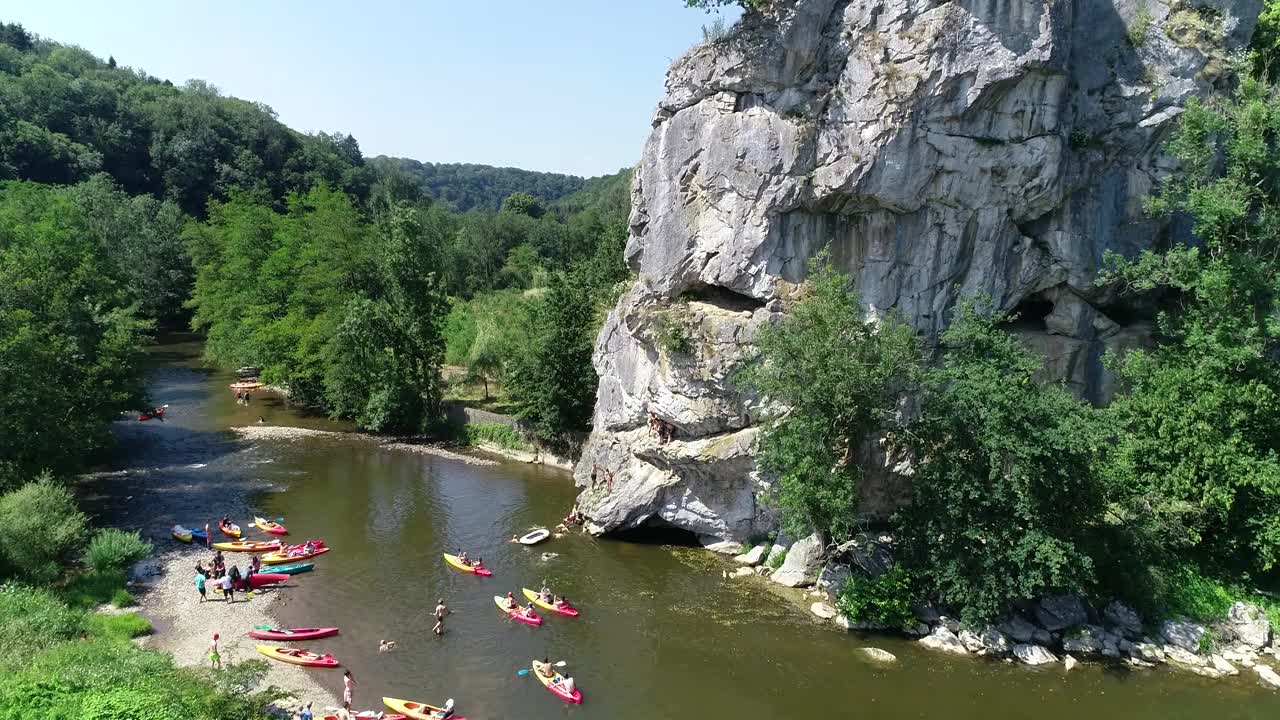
[256,644,339,667]
[531,660,582,703]
[211,540,280,553]
[382,696,460,719]
[522,588,580,617]
[443,553,491,576]
[171,525,192,543]
[254,516,288,535]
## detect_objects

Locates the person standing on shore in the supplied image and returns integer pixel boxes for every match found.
[195,569,206,603]
[204,522,211,547]
[221,572,234,603]
[209,633,221,669]
[297,702,312,720]
[342,669,355,710]
[433,598,448,636]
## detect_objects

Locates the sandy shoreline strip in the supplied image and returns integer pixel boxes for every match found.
[230,425,500,466]
[139,547,340,714]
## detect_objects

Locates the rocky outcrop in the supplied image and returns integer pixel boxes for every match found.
[1227,602,1273,650]
[1036,595,1089,632]
[920,626,968,655]
[1162,618,1207,653]
[573,0,1261,542]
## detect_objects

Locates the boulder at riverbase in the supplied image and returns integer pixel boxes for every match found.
[919,627,969,656]
[1161,619,1207,653]
[1227,602,1272,650]
[770,533,824,588]
[858,647,897,663]
[1013,644,1058,666]
[1036,596,1088,632]
[733,545,767,566]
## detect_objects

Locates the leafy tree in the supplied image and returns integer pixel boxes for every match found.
[895,301,1106,624]
[84,529,152,574]
[501,191,545,218]
[739,259,920,539]
[506,271,601,442]
[0,181,149,484]
[1101,76,1280,577]
[0,475,87,582]
[465,319,506,400]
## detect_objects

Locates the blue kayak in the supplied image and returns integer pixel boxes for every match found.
[191,528,208,543]
[269,562,314,575]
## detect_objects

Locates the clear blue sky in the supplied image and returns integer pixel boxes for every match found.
[5,1,736,177]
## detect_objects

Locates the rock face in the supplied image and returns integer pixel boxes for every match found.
[573,0,1261,540]
[920,626,969,655]
[1161,619,1207,653]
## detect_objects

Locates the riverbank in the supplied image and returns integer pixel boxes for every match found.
[136,548,339,714]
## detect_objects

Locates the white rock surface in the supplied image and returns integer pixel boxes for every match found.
[730,566,755,578]
[1161,619,1207,654]
[1211,655,1239,677]
[1064,655,1078,672]
[770,532,824,587]
[811,602,838,620]
[1256,664,1280,689]
[858,647,897,663]
[1013,644,1058,666]
[1228,602,1272,650]
[733,544,767,565]
[572,0,1263,539]
[919,627,969,656]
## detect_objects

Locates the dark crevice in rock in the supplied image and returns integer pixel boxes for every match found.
[680,283,766,312]
[1004,295,1054,332]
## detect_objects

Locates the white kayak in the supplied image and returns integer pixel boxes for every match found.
[518,528,551,546]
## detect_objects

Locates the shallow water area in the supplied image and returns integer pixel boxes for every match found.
[90,336,1280,719]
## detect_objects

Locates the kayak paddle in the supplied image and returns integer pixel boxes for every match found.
[517,661,568,676]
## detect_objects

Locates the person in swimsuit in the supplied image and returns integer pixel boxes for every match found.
[456,549,469,564]
[522,601,538,619]
[538,657,554,678]
[433,598,448,636]
[221,572,234,602]
[342,669,355,709]
[209,633,221,669]
[503,591,517,610]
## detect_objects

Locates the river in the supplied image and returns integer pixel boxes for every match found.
[84,337,1280,719]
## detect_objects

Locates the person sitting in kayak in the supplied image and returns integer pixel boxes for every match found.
[504,591,517,610]
[561,675,576,695]
[537,658,555,678]
[554,595,571,610]
[470,556,484,569]
[431,699,455,719]
[521,601,538,619]
[539,585,552,602]
[456,549,469,564]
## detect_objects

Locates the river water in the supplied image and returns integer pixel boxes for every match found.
[89,337,1280,719]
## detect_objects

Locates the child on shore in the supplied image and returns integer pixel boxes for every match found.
[209,633,221,669]
[195,570,206,602]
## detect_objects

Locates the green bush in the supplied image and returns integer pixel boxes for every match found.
[464,423,531,451]
[653,310,694,355]
[84,529,152,573]
[0,477,87,583]
[768,550,786,570]
[86,612,151,640]
[836,566,917,630]
[64,570,128,609]
[110,589,135,608]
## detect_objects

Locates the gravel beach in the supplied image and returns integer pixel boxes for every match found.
[138,546,340,714]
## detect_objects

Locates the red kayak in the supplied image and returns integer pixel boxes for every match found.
[248,626,339,641]
[138,405,167,421]
[326,715,405,720]
[241,572,288,590]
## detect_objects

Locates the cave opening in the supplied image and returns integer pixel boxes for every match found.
[607,520,702,547]
[1002,295,1054,332]
[680,283,766,312]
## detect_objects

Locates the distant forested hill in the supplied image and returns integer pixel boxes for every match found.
[367,156,587,212]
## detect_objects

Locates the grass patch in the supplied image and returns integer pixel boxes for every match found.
[653,311,694,355]
[63,569,127,609]
[768,550,787,570]
[110,588,135,608]
[0,585,84,669]
[463,422,532,451]
[86,611,152,640]
[1127,3,1152,46]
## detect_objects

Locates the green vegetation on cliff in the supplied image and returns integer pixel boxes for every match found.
[751,71,1280,624]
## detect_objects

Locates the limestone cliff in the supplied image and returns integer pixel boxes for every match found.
[573,0,1260,544]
